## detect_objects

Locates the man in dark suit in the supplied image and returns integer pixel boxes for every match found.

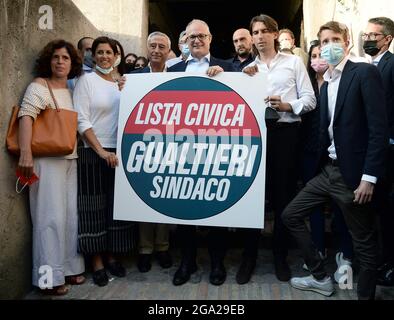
[282,21,388,300]
[226,28,254,72]
[134,31,174,273]
[363,16,394,287]
[168,19,233,286]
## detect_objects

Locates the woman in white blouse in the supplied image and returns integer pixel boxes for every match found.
[73,36,133,287]
[17,40,85,295]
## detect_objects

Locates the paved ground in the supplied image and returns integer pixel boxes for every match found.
[25,247,394,300]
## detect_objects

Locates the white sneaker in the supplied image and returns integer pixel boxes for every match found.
[334,252,352,283]
[290,275,335,296]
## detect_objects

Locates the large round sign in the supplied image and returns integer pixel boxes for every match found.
[121,76,261,220]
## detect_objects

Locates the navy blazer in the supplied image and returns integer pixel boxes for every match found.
[377,51,394,139]
[168,55,234,72]
[318,60,389,189]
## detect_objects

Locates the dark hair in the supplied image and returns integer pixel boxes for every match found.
[368,17,394,46]
[77,36,94,50]
[249,14,280,53]
[318,21,348,42]
[125,53,138,61]
[134,56,148,68]
[34,39,82,79]
[307,41,320,94]
[113,39,126,76]
[91,36,118,56]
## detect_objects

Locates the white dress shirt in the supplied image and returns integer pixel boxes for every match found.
[372,50,388,66]
[147,63,167,73]
[246,52,316,123]
[185,53,211,73]
[323,56,377,184]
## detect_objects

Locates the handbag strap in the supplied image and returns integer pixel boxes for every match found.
[44,79,60,111]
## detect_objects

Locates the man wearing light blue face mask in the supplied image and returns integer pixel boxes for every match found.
[282,21,389,300]
[68,37,95,91]
[166,30,189,68]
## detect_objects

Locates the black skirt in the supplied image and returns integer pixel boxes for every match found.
[77,147,134,254]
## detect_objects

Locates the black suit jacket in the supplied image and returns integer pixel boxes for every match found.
[377,51,394,139]
[168,55,234,72]
[318,60,389,189]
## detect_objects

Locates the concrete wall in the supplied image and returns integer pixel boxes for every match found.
[71,0,149,56]
[303,0,394,56]
[0,0,148,299]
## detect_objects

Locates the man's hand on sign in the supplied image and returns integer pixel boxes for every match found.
[243,64,259,76]
[206,65,224,77]
[264,95,292,112]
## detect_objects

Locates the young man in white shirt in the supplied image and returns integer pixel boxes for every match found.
[242,14,316,284]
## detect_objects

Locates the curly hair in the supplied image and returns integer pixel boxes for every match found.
[34,39,82,79]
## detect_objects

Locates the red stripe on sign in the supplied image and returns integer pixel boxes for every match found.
[124,91,261,137]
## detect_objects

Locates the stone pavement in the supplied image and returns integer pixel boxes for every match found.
[25,247,394,300]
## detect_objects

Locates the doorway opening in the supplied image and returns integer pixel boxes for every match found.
[149,0,304,58]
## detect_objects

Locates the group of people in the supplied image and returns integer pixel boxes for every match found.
[16,13,394,300]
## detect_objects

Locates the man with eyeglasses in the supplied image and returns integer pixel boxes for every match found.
[168,19,233,76]
[168,19,233,287]
[363,17,394,287]
[242,14,316,284]
[282,21,388,300]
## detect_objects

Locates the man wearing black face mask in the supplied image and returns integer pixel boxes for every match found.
[363,17,394,287]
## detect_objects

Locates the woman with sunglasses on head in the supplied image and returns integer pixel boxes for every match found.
[73,36,134,287]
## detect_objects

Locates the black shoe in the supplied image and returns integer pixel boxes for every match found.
[210,262,226,286]
[173,262,197,286]
[377,265,394,286]
[236,257,256,285]
[156,251,173,269]
[92,268,109,287]
[107,261,126,277]
[274,257,291,282]
[137,254,152,273]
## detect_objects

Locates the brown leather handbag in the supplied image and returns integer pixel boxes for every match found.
[6,80,78,157]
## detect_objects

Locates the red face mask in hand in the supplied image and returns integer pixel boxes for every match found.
[16,169,39,193]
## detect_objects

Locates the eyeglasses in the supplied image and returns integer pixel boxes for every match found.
[187,34,210,42]
[361,32,385,40]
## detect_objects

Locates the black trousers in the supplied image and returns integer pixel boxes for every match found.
[282,163,378,299]
[176,225,227,266]
[242,122,300,259]
[375,145,394,265]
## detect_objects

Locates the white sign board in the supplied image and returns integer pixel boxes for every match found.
[114,72,267,229]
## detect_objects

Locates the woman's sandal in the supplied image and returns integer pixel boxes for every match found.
[65,274,86,285]
[40,285,70,296]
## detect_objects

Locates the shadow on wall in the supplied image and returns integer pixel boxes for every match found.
[0,0,140,299]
